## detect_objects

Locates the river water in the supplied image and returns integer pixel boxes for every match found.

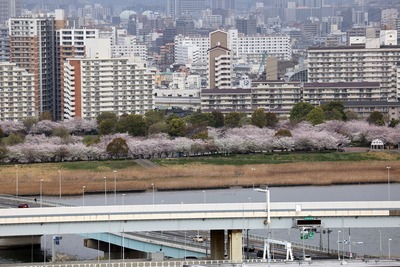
[0,184,399,263]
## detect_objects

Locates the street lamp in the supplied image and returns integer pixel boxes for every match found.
[40,179,43,208]
[15,165,18,197]
[113,170,117,205]
[337,230,341,260]
[248,197,252,203]
[104,177,107,205]
[58,170,62,199]
[387,167,391,201]
[388,239,392,259]
[82,186,86,206]
[151,183,155,205]
[122,193,125,205]
[202,190,206,203]
[379,230,382,257]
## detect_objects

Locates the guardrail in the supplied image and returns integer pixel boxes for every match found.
[0,194,74,208]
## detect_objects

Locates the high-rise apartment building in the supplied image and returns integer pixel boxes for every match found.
[0,62,35,121]
[211,0,235,10]
[0,26,9,62]
[56,28,99,119]
[63,57,154,120]
[0,0,21,25]
[208,30,232,89]
[9,15,56,117]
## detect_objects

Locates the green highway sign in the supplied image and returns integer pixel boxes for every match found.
[304,217,316,220]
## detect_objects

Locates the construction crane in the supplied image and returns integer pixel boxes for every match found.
[256,51,268,79]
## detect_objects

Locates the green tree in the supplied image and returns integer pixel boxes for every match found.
[322,100,346,121]
[165,113,180,125]
[0,145,8,161]
[188,112,216,127]
[148,121,167,135]
[97,112,118,125]
[275,129,292,137]
[251,108,266,128]
[4,133,25,146]
[106,138,129,158]
[98,120,117,135]
[306,106,326,125]
[22,117,38,133]
[52,126,70,138]
[225,112,245,128]
[345,110,359,121]
[167,118,186,137]
[265,112,278,128]
[145,110,165,127]
[212,110,224,128]
[115,114,147,136]
[39,111,53,121]
[389,118,400,128]
[290,102,315,123]
[367,111,385,126]
[0,128,4,139]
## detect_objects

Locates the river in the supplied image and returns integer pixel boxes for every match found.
[0,184,399,264]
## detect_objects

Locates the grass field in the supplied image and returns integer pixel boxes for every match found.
[0,151,398,196]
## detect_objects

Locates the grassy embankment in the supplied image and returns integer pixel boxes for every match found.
[0,151,399,196]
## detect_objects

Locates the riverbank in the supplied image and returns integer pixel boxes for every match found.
[0,151,398,196]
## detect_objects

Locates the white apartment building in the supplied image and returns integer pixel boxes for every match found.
[174,30,291,63]
[307,31,400,101]
[201,81,302,117]
[0,62,35,121]
[112,35,147,62]
[57,28,99,119]
[303,82,382,105]
[63,57,154,120]
[174,40,200,66]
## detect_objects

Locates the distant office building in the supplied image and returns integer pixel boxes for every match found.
[0,0,21,25]
[9,15,56,117]
[211,0,235,10]
[166,0,206,19]
[63,56,154,120]
[0,62,35,121]
[235,17,257,35]
[176,16,195,36]
[174,39,200,65]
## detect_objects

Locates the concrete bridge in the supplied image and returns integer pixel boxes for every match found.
[0,201,399,261]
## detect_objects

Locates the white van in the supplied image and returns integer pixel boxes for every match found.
[192,235,204,242]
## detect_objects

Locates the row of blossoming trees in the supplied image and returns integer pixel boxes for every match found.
[1,118,400,163]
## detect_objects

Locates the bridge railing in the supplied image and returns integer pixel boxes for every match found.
[0,194,74,208]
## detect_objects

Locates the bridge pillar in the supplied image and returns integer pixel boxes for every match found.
[227,229,242,261]
[210,230,225,260]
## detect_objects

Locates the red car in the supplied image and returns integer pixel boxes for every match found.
[18,203,29,208]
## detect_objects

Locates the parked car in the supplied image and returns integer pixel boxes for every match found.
[18,203,29,208]
[192,235,204,242]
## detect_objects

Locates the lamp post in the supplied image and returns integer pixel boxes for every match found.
[40,179,43,208]
[151,183,155,205]
[15,165,18,197]
[113,170,117,205]
[379,230,382,257]
[104,177,107,205]
[387,166,391,201]
[58,170,62,199]
[248,197,252,203]
[122,194,125,205]
[388,239,392,259]
[202,190,206,203]
[337,230,341,260]
[82,186,86,206]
